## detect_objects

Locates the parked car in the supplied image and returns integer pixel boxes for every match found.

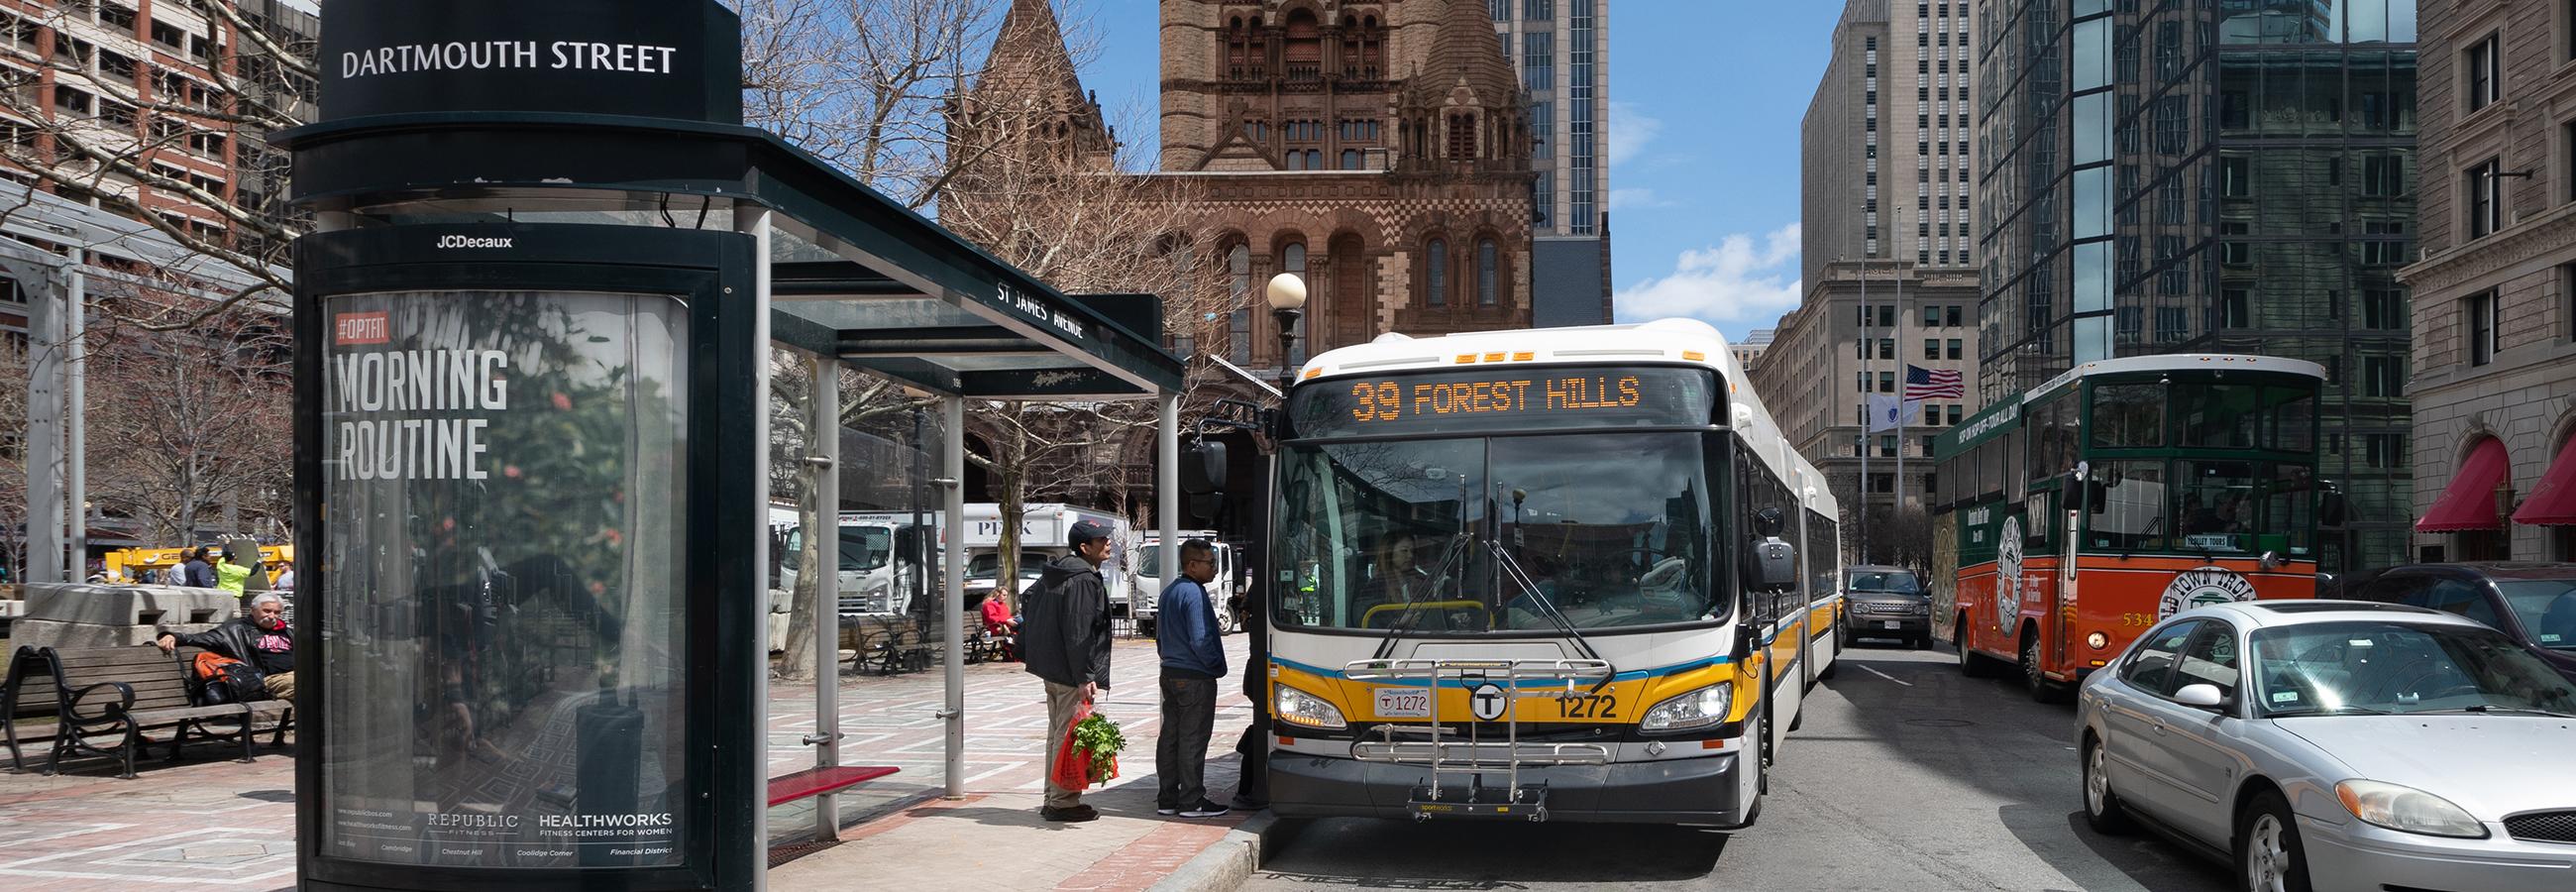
[1841,565,1932,648]
[2341,563,2576,684]
[2078,601,2576,892]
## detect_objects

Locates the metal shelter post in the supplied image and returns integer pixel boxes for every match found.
[739,206,775,892]
[941,394,968,799]
[65,254,85,578]
[21,260,61,583]
[1157,393,1180,627]
[810,356,842,840]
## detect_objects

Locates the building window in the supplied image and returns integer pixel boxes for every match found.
[2357,289,2404,330]
[1946,304,1962,326]
[1477,240,1499,305]
[1426,239,1449,306]
[2220,288,2251,328]
[2467,291,2498,367]
[1947,404,1963,425]
[1879,338,1894,360]
[2467,158,2503,239]
[1879,304,1896,328]
[1878,371,1895,392]
[2362,356,2406,397]
[2564,263,2576,341]
[1923,338,1939,360]
[2467,34,2501,113]
[1923,305,1940,328]
[1878,437,1897,459]
[1947,338,1963,360]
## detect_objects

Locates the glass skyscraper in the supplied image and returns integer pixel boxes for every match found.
[1973,0,2418,572]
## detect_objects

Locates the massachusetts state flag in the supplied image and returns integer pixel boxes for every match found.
[1905,365,1966,399]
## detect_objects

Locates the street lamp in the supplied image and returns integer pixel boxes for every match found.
[1265,273,1307,393]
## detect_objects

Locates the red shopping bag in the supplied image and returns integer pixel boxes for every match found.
[1050,700,1096,791]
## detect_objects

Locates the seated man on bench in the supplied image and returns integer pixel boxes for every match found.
[156,593,296,700]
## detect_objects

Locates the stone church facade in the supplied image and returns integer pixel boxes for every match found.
[1154,0,1541,375]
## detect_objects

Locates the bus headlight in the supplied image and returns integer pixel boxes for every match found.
[1640,682,1735,732]
[1274,685,1346,730]
[2087,631,2109,650]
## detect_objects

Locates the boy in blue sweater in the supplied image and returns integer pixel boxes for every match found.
[1154,538,1230,818]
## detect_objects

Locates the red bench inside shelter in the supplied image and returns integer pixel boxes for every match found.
[766,765,900,808]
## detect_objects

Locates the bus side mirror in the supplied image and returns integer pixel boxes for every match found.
[1182,441,1229,496]
[1754,538,1797,591]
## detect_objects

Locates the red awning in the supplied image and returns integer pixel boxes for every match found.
[2512,435,2576,526]
[2417,438,2511,532]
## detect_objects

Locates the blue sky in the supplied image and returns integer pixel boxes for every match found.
[1069,0,1843,342]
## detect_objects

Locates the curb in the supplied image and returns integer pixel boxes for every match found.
[1146,811,1280,892]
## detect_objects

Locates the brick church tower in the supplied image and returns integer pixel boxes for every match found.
[1155,0,1539,375]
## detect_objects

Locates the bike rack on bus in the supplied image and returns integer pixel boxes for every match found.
[1342,657,1616,823]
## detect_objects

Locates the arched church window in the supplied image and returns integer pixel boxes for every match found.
[1477,240,1499,305]
[1284,9,1322,81]
[1228,243,1252,363]
[1426,239,1449,306]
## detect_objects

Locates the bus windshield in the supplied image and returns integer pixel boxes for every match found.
[1274,431,1719,633]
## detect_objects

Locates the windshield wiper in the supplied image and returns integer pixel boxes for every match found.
[1487,539,1611,686]
[2418,706,2576,719]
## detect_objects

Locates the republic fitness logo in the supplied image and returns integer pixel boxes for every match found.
[1994,516,2022,631]
[2160,567,2260,619]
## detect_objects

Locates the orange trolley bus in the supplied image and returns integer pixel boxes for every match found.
[1931,355,2328,701]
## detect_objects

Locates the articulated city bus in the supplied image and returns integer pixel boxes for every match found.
[1261,318,1840,827]
[1932,355,2328,702]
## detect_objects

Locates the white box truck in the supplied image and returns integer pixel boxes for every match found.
[1129,532,1235,635]
[771,503,942,618]
[960,503,1129,614]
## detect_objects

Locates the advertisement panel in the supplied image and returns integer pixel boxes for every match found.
[318,290,691,869]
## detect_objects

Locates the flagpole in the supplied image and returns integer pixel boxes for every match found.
[1896,254,1907,530]
[1858,257,1870,563]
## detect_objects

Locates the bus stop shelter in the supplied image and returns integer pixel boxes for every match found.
[276,2,1185,889]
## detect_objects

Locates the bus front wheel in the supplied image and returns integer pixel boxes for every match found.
[1956,618,1994,678]
[2022,629,2070,704]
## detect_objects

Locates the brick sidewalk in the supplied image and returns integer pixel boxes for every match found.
[0,634,1256,891]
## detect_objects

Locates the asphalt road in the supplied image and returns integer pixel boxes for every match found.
[1244,639,2237,891]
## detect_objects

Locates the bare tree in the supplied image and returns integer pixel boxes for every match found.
[81,308,293,545]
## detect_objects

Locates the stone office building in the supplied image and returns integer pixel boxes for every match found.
[2399,0,2576,561]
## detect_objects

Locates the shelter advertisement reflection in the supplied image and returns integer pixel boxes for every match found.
[318,290,690,868]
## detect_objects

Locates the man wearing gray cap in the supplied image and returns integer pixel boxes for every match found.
[1020,517,1117,822]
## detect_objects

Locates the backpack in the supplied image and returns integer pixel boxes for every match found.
[190,651,268,705]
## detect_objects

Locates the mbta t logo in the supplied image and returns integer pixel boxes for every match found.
[1469,683,1509,722]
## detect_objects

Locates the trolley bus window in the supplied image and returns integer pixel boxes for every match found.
[2178,460,2260,550]
[1493,434,1712,630]
[2088,460,2170,552]
[2264,463,2317,555]
[2264,386,2316,452]
[2177,383,2263,448]
[2091,383,2165,448]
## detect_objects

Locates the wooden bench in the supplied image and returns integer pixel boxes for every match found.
[31,645,292,778]
[765,764,900,808]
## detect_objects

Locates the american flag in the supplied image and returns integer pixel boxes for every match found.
[1905,365,1965,399]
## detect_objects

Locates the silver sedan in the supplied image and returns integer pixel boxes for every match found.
[2077,601,2576,892]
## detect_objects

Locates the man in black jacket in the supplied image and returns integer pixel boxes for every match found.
[1020,518,1116,823]
[156,593,295,699]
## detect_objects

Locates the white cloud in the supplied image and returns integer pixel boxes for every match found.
[1606,101,1661,167]
[1607,187,1673,211]
[1614,224,1804,328]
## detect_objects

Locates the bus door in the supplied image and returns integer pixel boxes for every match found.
[2056,486,2080,673]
